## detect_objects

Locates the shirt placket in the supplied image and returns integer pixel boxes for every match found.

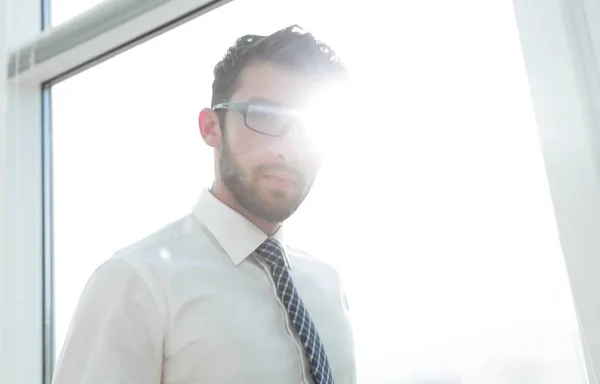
[254,254,312,384]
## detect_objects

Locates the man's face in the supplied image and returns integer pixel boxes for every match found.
[219,62,323,223]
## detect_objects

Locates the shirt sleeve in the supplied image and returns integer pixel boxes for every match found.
[52,258,164,384]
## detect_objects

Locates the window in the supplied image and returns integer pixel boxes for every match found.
[51,0,107,25]
[50,0,107,26]
[51,0,590,382]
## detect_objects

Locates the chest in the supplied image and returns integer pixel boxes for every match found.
[161,258,355,384]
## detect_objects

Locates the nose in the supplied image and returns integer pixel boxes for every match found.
[271,126,314,163]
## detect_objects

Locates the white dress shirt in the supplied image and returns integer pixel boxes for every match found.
[52,189,356,384]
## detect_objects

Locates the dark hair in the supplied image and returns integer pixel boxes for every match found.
[211,24,345,110]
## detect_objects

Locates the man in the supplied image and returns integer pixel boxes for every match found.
[52,25,356,384]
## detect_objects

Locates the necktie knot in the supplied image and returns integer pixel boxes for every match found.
[255,237,287,268]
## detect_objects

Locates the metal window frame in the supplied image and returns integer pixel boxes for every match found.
[2,0,45,383]
[2,1,233,383]
[8,0,233,85]
[3,0,600,383]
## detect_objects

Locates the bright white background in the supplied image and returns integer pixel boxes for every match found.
[49,0,589,383]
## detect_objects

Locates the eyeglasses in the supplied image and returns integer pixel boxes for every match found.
[212,101,302,137]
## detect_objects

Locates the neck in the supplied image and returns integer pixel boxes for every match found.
[210,182,281,236]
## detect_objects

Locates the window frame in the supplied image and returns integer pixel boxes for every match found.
[514,0,600,380]
[2,0,45,383]
[2,0,600,382]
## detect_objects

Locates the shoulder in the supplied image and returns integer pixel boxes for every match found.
[83,215,201,321]
[109,212,221,268]
[96,214,203,307]
[113,214,196,260]
[75,256,165,321]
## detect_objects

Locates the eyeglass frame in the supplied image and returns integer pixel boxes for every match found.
[212,101,302,137]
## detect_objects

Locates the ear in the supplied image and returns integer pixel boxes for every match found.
[199,108,222,148]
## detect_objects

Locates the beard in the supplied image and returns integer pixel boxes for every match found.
[219,137,313,223]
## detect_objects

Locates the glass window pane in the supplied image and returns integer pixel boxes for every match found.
[51,0,590,382]
[51,0,106,26]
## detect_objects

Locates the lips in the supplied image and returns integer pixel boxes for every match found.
[264,172,297,184]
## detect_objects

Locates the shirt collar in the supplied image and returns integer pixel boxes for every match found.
[192,188,286,266]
